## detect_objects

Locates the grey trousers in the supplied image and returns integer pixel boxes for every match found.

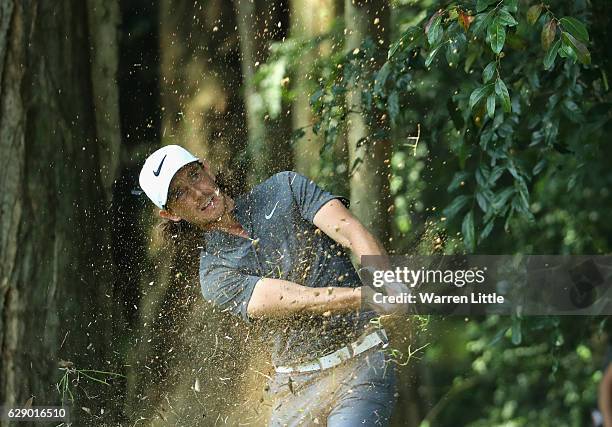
[267,348,397,426]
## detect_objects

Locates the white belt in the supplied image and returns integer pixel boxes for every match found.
[274,329,389,374]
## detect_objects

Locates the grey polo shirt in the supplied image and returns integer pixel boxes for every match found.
[199,171,376,365]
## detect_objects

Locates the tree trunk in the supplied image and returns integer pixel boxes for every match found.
[0,0,120,423]
[234,0,293,186]
[290,0,336,179]
[87,0,122,200]
[344,0,391,243]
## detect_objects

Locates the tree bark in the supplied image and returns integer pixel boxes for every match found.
[290,0,336,179]
[234,0,269,186]
[0,0,119,423]
[234,0,293,187]
[344,0,392,243]
[87,0,122,200]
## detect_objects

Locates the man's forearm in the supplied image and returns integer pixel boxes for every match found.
[350,224,387,257]
[313,199,388,265]
[247,277,362,319]
[313,200,389,267]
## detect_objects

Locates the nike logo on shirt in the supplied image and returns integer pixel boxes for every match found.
[265,201,280,219]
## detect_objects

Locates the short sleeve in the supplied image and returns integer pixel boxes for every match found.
[279,171,350,223]
[199,260,261,322]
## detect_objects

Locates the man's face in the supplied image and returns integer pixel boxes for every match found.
[163,161,232,229]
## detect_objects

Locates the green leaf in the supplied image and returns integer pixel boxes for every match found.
[427,14,443,46]
[425,44,443,67]
[374,62,391,96]
[476,190,489,212]
[408,32,425,52]
[562,99,583,121]
[495,78,511,113]
[533,159,547,175]
[490,166,504,184]
[469,84,493,110]
[527,4,543,24]
[498,9,518,27]
[479,219,495,242]
[507,160,519,179]
[561,31,591,65]
[505,0,518,13]
[445,36,462,67]
[488,17,506,54]
[558,41,577,60]
[541,19,557,50]
[482,61,496,83]
[486,94,496,118]
[462,210,475,251]
[515,178,529,208]
[471,9,495,37]
[443,195,471,219]
[492,187,515,211]
[476,0,497,13]
[388,27,423,59]
[559,17,589,43]
[475,166,487,187]
[543,39,560,70]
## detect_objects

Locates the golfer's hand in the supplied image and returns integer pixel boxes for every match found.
[362,282,412,316]
[357,265,411,315]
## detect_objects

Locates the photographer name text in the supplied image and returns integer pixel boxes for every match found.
[373,292,504,305]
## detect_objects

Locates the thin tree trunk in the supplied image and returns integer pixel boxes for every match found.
[0,0,119,423]
[344,0,391,243]
[87,0,122,200]
[234,0,293,186]
[290,0,336,179]
[234,0,269,186]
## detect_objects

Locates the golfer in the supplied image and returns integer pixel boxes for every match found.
[139,145,398,426]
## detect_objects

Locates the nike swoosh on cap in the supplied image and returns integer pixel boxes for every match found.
[153,155,167,177]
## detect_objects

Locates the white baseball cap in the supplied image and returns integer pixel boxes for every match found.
[139,145,199,209]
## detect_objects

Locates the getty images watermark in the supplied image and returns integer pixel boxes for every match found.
[359,255,612,315]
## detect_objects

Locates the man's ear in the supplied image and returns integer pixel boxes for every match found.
[159,209,182,222]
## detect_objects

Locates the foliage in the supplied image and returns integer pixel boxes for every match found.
[252,1,611,425]
[422,315,609,426]
[255,0,610,252]
[310,0,609,253]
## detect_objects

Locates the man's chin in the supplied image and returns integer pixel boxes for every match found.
[198,197,231,229]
